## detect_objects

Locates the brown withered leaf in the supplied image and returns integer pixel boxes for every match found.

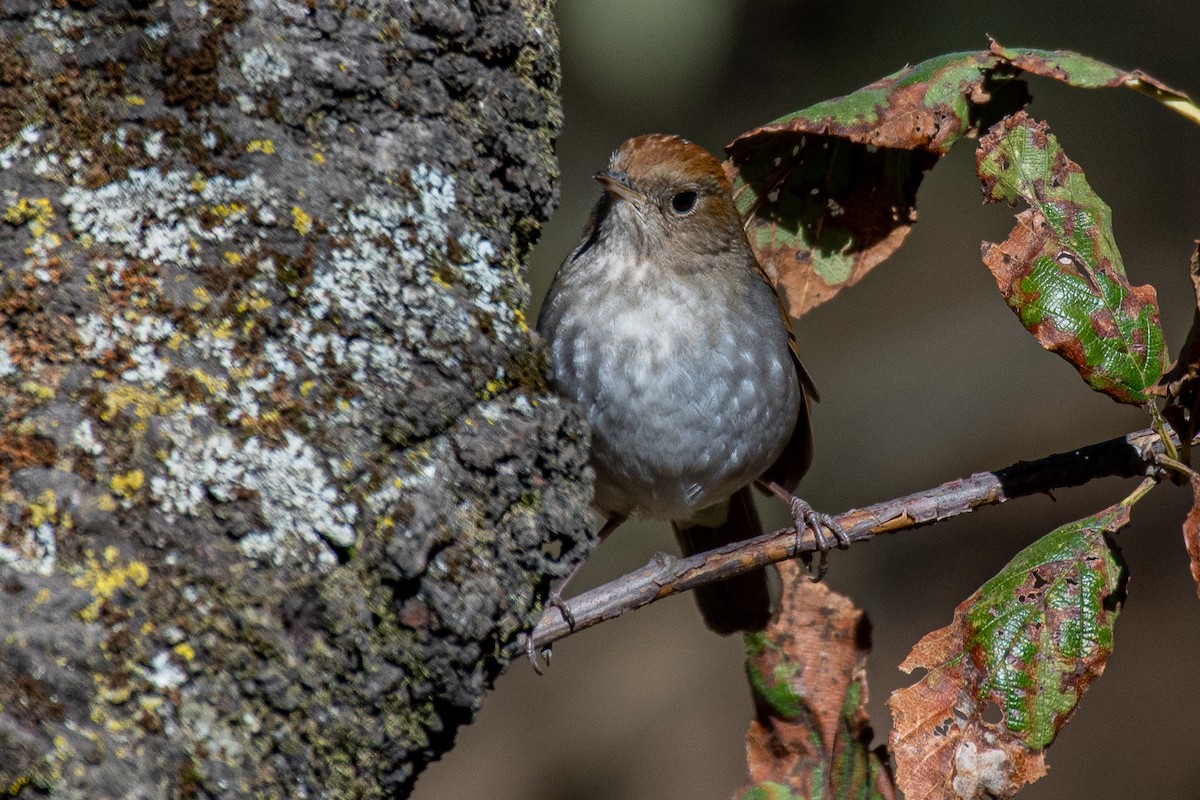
[1184,475,1200,600]
[737,560,894,800]
[725,51,1027,317]
[889,503,1129,800]
[1155,242,1200,464]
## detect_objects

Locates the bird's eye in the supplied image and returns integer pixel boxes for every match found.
[670,190,698,215]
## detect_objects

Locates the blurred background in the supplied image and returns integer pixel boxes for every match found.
[415,1,1200,797]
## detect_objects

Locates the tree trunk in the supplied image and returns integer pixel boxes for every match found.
[0,1,586,796]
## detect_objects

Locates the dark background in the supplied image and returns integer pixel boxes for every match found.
[415,1,1200,797]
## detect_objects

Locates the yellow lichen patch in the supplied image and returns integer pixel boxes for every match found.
[291,205,313,236]
[28,489,57,527]
[235,292,272,314]
[33,587,51,605]
[125,95,146,106]
[109,470,144,499]
[208,319,234,340]
[101,684,133,705]
[97,494,117,512]
[513,307,529,333]
[20,381,56,401]
[100,385,183,423]
[246,139,276,154]
[481,378,506,399]
[126,561,149,586]
[299,380,315,397]
[191,286,212,310]
[208,202,247,221]
[4,196,54,238]
[189,367,229,396]
[223,250,243,266]
[73,549,151,622]
[312,152,326,165]
[190,175,208,193]
[172,643,195,661]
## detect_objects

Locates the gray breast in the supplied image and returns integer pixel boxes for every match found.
[542,260,800,521]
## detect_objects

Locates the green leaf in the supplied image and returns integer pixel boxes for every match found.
[989,40,1200,124]
[738,782,807,800]
[745,631,805,719]
[890,502,1130,799]
[724,42,1199,319]
[965,505,1127,746]
[725,50,1028,317]
[988,42,1127,88]
[978,112,1166,404]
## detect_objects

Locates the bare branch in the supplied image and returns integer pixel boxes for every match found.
[530,425,1167,653]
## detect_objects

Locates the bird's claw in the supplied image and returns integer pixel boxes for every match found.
[526,588,576,675]
[525,633,552,675]
[786,497,849,582]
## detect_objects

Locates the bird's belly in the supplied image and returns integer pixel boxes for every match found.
[575,302,800,520]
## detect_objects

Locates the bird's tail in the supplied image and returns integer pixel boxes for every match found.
[673,485,775,635]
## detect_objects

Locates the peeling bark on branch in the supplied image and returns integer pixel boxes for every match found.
[531,426,1162,652]
[0,2,586,797]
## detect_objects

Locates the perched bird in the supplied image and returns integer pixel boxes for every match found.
[538,134,842,635]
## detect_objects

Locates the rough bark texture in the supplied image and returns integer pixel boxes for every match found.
[0,1,588,797]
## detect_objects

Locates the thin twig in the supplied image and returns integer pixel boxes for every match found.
[530,425,1169,653]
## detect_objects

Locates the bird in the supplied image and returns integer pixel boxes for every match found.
[537,133,843,635]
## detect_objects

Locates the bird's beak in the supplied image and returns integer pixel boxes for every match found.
[594,170,644,204]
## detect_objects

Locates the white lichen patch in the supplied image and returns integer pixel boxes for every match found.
[145,650,188,691]
[71,419,104,456]
[62,169,280,267]
[0,522,58,576]
[144,130,166,160]
[31,7,89,55]
[241,43,293,88]
[175,685,254,764]
[0,127,37,170]
[310,165,519,352]
[77,307,179,384]
[151,415,358,566]
[0,341,15,379]
[0,488,64,575]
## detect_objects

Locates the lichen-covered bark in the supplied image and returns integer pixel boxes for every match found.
[0,1,589,797]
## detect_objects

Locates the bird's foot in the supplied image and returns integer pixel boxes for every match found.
[758,480,848,582]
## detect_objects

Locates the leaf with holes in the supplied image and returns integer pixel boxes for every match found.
[888,503,1129,800]
[739,562,895,800]
[978,112,1166,405]
[724,51,1029,317]
[988,40,1200,122]
[724,42,1199,319]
